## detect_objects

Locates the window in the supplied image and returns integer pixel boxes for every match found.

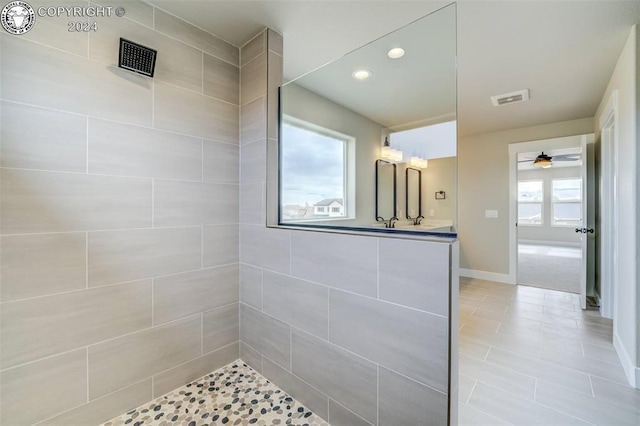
[518,180,543,225]
[552,178,582,226]
[280,119,352,221]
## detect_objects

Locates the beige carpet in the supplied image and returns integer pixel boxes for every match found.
[517,243,581,294]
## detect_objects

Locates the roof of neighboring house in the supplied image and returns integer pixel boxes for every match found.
[314,198,343,207]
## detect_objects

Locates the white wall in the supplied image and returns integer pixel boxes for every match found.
[593,25,638,386]
[458,118,594,278]
[517,166,582,244]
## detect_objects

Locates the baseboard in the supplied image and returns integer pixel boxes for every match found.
[518,239,581,248]
[459,269,514,285]
[613,332,640,389]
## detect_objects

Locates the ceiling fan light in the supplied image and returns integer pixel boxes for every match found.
[534,158,552,168]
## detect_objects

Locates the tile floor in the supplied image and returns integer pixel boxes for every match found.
[458,277,640,425]
[103,361,328,426]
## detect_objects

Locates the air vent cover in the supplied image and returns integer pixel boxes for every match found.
[118,38,157,77]
[491,89,530,107]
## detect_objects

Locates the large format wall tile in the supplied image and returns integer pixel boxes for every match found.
[154,180,238,227]
[241,52,267,104]
[22,0,88,56]
[240,225,290,274]
[1,36,152,127]
[1,169,151,234]
[239,304,290,369]
[328,400,373,426]
[262,358,329,420]
[37,379,152,426]
[92,0,153,27]
[329,289,449,392]
[291,232,377,297]
[240,97,266,144]
[379,238,450,315]
[240,342,263,373]
[240,140,267,184]
[291,329,377,424]
[0,232,86,302]
[153,343,239,398]
[1,101,87,172]
[89,118,202,181]
[204,224,239,267]
[153,265,239,325]
[204,54,240,104]
[154,81,238,142]
[241,32,265,67]
[153,9,239,66]
[263,271,328,339]
[1,281,151,369]
[90,14,203,92]
[88,227,201,287]
[203,304,239,353]
[204,140,239,183]
[378,367,448,426]
[0,349,87,426]
[240,183,264,224]
[240,264,263,309]
[88,316,201,399]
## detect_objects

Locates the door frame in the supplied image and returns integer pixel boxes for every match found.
[508,134,593,286]
[598,90,619,320]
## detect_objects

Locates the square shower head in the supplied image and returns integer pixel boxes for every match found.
[118,38,157,78]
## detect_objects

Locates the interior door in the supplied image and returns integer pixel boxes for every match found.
[578,139,589,310]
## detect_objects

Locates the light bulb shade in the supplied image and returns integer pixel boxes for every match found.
[392,149,403,162]
[534,159,552,168]
[410,156,421,167]
[421,159,429,169]
[380,145,392,160]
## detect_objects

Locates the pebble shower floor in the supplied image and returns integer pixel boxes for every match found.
[103,361,329,426]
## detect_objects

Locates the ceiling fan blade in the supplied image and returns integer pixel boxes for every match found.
[553,156,581,161]
[518,159,534,163]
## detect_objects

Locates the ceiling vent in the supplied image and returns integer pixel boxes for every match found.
[491,89,530,107]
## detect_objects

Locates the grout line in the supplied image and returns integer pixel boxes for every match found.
[151,376,155,399]
[151,278,155,326]
[200,226,204,269]
[86,116,90,173]
[86,347,90,403]
[533,378,538,402]
[1,163,239,185]
[376,364,380,426]
[151,78,155,129]
[201,313,204,355]
[465,379,478,404]
[85,232,89,289]
[587,374,595,397]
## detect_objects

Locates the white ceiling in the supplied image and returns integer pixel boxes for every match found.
[147,0,640,136]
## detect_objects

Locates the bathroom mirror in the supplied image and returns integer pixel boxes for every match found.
[279,3,457,235]
[375,160,397,225]
[406,167,422,223]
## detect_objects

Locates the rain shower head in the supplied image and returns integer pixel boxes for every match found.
[118,38,157,77]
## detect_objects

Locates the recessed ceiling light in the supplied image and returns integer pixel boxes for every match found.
[387,47,405,59]
[352,69,371,80]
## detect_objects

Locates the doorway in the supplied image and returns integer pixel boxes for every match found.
[516,147,583,294]
[507,134,595,309]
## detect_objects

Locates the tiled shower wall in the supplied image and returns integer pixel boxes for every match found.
[0,2,241,424]
[238,30,458,426]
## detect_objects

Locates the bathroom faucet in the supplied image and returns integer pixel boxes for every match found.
[388,217,398,228]
[414,215,424,226]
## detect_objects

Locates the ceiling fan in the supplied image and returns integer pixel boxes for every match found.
[518,151,581,168]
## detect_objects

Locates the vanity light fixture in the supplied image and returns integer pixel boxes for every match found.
[380,137,403,162]
[387,47,405,59]
[352,69,372,80]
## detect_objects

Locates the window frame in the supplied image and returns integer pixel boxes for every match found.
[550,177,582,227]
[517,179,544,226]
[279,115,356,223]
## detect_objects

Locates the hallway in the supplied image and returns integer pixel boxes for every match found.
[458,278,640,425]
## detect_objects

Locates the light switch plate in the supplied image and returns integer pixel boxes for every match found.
[485,209,498,218]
